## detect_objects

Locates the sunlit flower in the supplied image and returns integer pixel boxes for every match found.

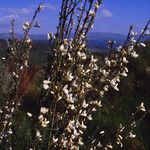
[38,115,44,122]
[122,57,129,64]
[77,52,87,60]
[129,131,136,138]
[65,71,74,81]
[41,118,49,127]
[82,100,89,108]
[43,79,50,90]
[138,102,146,112]
[27,112,32,117]
[53,137,58,143]
[107,143,113,149]
[89,10,95,16]
[97,142,102,148]
[36,130,42,141]
[139,43,146,47]
[131,51,139,58]
[8,129,13,134]
[40,107,49,114]
[60,44,67,55]
[95,2,100,9]
[38,3,45,11]
[103,85,109,91]
[120,71,127,77]
[23,21,30,30]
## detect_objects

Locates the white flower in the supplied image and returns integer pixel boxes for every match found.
[91,55,98,63]
[139,43,146,47]
[40,107,49,114]
[78,137,84,145]
[100,131,105,134]
[8,129,13,134]
[130,37,136,43]
[92,107,96,112]
[39,3,45,11]
[72,81,78,88]
[41,118,49,128]
[53,137,58,143]
[95,2,100,9]
[103,85,109,91]
[131,51,139,58]
[97,142,102,148]
[79,129,83,134]
[113,84,119,91]
[85,82,92,89]
[138,102,146,112]
[128,45,134,53]
[122,57,129,64]
[145,30,150,36]
[60,44,67,55]
[131,31,138,36]
[23,21,30,30]
[62,85,69,96]
[129,131,136,138]
[89,10,95,16]
[124,67,128,73]
[25,60,28,67]
[79,43,86,50]
[43,84,50,90]
[107,144,113,149]
[77,52,87,60]
[82,100,89,108]
[26,37,32,43]
[43,79,50,90]
[105,58,111,66]
[79,121,87,129]
[65,72,74,81]
[100,90,104,97]
[95,101,102,107]
[87,115,93,120]
[12,72,18,78]
[27,112,32,117]
[43,80,51,84]
[38,115,44,122]
[68,53,73,61]
[47,32,53,40]
[117,46,122,52]
[118,135,123,140]
[101,69,108,76]
[80,110,87,117]
[110,78,116,87]
[68,104,76,110]
[0,109,3,113]
[66,94,74,103]
[120,71,127,77]
[36,130,42,141]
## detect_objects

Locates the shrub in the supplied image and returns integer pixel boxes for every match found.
[0,1,149,150]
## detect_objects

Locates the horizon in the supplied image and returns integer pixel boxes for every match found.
[0,0,149,35]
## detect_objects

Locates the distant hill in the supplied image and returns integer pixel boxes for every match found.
[87,32,126,51]
[0,32,149,52]
[0,32,127,51]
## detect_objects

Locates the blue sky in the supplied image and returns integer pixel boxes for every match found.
[0,0,149,35]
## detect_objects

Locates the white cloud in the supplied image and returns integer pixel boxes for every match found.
[96,8,113,19]
[0,15,19,25]
[0,7,32,15]
[101,9,113,17]
[45,4,56,11]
